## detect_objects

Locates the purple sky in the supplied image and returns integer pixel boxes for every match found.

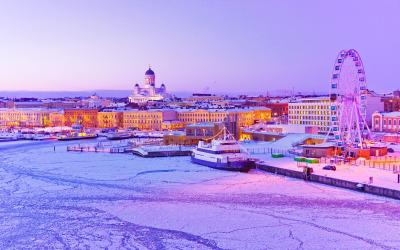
[0,0,399,94]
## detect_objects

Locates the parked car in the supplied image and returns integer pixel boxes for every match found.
[388,148,395,153]
[323,165,336,171]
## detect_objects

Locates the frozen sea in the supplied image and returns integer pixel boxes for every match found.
[1,140,400,249]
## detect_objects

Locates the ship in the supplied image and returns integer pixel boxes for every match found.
[106,132,134,140]
[58,122,98,141]
[0,133,19,142]
[57,133,98,141]
[191,127,252,172]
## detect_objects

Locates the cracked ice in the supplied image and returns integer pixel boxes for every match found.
[0,141,400,249]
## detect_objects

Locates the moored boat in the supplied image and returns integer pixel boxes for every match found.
[191,128,252,172]
[58,133,97,141]
[106,132,134,140]
[0,133,19,142]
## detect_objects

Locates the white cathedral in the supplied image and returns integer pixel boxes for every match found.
[128,67,169,103]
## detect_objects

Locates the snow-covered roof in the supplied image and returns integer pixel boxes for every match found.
[381,112,400,117]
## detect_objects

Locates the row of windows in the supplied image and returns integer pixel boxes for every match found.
[288,111,331,115]
[289,120,330,127]
[0,114,45,118]
[124,115,161,119]
[375,118,400,126]
[124,120,161,124]
[289,116,330,121]
[178,114,227,118]
[289,105,330,109]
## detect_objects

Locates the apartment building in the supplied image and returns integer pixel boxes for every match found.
[288,97,331,133]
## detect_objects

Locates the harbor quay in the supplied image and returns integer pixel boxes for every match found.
[255,154,400,200]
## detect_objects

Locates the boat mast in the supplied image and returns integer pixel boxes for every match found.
[223,126,227,140]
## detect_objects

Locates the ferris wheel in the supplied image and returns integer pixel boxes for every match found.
[329,49,370,149]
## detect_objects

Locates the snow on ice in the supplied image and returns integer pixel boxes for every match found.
[0,140,400,249]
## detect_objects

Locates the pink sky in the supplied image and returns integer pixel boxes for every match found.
[0,0,399,94]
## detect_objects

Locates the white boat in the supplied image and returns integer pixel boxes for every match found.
[106,132,134,140]
[0,133,19,142]
[32,134,56,141]
[191,128,252,172]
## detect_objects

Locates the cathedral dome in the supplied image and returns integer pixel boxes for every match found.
[145,67,155,76]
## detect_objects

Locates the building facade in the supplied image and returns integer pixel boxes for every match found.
[97,111,123,128]
[122,110,177,130]
[64,109,99,128]
[372,112,400,133]
[288,97,331,133]
[177,107,271,138]
[177,108,271,126]
[163,122,224,145]
[0,109,62,128]
[263,102,288,117]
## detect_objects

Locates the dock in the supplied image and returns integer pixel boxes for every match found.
[132,145,193,157]
[67,144,132,153]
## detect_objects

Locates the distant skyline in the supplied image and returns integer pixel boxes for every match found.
[0,0,399,94]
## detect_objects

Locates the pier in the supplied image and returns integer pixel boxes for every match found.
[67,145,131,153]
[132,145,193,157]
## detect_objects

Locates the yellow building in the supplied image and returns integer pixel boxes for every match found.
[97,111,123,128]
[288,97,332,133]
[177,108,271,127]
[0,109,63,128]
[161,120,185,131]
[122,110,177,130]
[176,108,271,138]
[49,112,65,127]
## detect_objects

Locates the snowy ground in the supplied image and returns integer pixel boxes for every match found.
[0,140,400,249]
[257,154,400,191]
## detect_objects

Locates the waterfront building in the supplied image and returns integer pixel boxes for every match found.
[372,111,400,133]
[97,111,123,128]
[0,109,62,128]
[263,102,288,117]
[128,67,169,104]
[177,107,271,126]
[64,109,99,128]
[49,111,65,127]
[288,97,331,133]
[161,120,185,131]
[177,107,271,138]
[163,122,224,145]
[122,110,177,130]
